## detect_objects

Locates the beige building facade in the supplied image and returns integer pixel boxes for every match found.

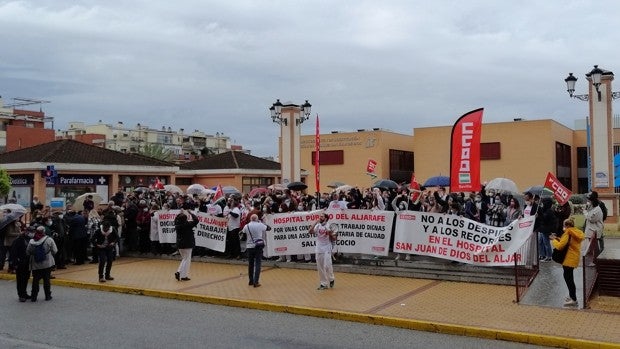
[300,119,618,198]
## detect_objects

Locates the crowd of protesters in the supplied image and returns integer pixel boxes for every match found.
[0,182,605,298]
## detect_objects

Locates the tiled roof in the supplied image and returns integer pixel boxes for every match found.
[0,139,176,167]
[180,151,281,170]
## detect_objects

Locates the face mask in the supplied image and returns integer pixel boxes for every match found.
[143,208,149,212]
[475,197,481,202]
[46,220,53,226]
[58,214,64,219]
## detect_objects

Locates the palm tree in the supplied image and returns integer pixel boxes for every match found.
[138,144,175,162]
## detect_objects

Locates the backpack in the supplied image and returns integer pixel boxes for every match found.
[34,237,48,263]
[599,201,608,221]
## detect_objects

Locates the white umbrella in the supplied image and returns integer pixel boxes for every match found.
[164,184,183,194]
[268,183,287,191]
[186,184,206,195]
[485,178,519,194]
[0,203,27,214]
[334,184,353,193]
[73,193,104,211]
[200,188,216,197]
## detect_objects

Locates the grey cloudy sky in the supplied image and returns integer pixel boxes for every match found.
[1,1,618,157]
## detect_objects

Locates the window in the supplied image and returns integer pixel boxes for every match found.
[389,149,414,183]
[242,177,274,194]
[311,150,344,165]
[175,178,192,185]
[481,142,500,160]
[555,142,572,189]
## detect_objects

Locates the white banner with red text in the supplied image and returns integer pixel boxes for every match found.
[155,210,227,251]
[393,211,535,266]
[263,209,394,257]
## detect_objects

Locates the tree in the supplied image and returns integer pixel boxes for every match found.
[0,168,11,197]
[201,147,215,157]
[138,144,175,162]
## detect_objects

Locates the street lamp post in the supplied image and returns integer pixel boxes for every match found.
[269,99,312,185]
[565,65,618,221]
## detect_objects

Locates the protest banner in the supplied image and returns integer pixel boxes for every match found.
[194,212,227,252]
[264,210,323,256]
[393,211,535,266]
[263,209,394,256]
[156,210,180,243]
[324,209,394,256]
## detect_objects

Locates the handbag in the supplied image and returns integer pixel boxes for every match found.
[248,226,265,248]
[551,235,571,264]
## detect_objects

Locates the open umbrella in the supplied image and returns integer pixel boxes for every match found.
[73,193,104,211]
[186,184,206,195]
[287,181,308,191]
[134,186,150,193]
[423,176,450,187]
[164,184,183,194]
[0,210,24,231]
[249,187,269,198]
[523,185,553,197]
[327,181,346,189]
[222,186,240,195]
[199,188,216,197]
[334,184,354,193]
[486,177,519,194]
[372,179,399,190]
[268,183,287,191]
[0,203,27,214]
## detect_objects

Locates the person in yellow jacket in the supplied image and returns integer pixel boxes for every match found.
[549,217,585,307]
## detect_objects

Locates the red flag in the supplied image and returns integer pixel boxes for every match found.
[544,172,572,205]
[315,114,320,193]
[213,184,224,201]
[409,173,421,202]
[450,108,483,192]
[154,177,164,190]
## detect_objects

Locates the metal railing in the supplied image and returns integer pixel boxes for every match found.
[514,232,539,303]
[582,232,599,309]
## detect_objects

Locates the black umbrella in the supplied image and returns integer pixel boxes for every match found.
[372,179,399,190]
[287,181,308,191]
[0,211,24,231]
[523,185,553,197]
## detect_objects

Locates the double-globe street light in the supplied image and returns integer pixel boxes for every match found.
[268,99,312,185]
[564,65,618,213]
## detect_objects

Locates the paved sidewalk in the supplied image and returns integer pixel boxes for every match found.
[2,257,619,348]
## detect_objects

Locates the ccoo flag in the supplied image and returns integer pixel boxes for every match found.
[544,172,572,205]
[450,108,483,192]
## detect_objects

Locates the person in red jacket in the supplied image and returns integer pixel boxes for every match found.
[550,217,585,307]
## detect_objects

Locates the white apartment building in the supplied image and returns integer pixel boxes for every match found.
[59,121,233,161]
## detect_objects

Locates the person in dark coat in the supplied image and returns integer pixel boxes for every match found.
[91,221,119,283]
[174,210,198,281]
[536,197,558,262]
[9,227,32,302]
[69,210,89,265]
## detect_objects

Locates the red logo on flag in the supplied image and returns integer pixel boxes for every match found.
[366,159,377,173]
[544,172,572,205]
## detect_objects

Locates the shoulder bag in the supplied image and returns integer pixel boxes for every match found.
[551,235,571,264]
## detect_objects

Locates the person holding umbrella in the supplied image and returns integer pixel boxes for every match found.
[1,212,23,273]
[9,226,32,302]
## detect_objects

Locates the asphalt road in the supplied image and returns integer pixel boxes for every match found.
[0,281,546,349]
